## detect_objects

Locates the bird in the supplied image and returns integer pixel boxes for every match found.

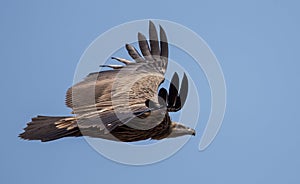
[19,21,196,142]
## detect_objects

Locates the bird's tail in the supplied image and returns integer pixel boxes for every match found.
[19,115,81,142]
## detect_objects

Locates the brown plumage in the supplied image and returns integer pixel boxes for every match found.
[19,21,196,142]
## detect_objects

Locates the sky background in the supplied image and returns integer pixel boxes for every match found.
[1,0,300,183]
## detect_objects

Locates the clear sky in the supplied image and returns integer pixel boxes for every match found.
[1,0,300,183]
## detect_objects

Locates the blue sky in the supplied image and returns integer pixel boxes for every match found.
[1,0,300,183]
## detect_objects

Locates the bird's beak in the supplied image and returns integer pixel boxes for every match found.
[191,129,196,136]
[189,128,196,136]
[169,122,196,138]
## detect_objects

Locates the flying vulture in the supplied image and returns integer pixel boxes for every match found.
[19,21,196,142]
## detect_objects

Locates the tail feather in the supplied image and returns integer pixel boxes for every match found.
[19,116,81,142]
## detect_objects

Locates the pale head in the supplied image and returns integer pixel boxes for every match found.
[168,122,196,138]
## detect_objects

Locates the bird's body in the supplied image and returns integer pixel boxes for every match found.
[19,21,195,142]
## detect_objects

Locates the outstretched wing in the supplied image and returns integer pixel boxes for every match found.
[65,21,169,133]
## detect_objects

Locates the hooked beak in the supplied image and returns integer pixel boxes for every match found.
[191,129,196,136]
[169,122,196,138]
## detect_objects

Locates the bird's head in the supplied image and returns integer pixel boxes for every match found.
[168,122,196,138]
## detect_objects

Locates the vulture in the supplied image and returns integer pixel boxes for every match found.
[19,21,196,142]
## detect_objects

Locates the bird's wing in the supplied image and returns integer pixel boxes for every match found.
[158,73,189,112]
[65,21,169,133]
